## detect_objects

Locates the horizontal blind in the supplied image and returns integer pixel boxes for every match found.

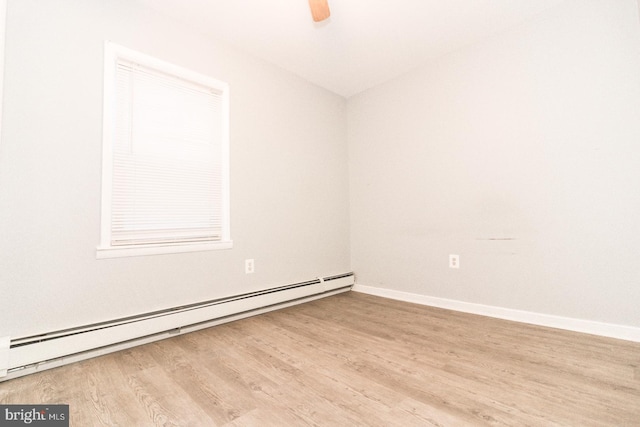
[111,59,224,246]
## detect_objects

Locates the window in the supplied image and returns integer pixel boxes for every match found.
[97,42,231,258]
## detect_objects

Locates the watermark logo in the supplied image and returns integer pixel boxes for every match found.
[0,405,68,426]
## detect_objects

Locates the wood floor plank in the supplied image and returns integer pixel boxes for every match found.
[150,342,254,424]
[1,291,639,426]
[127,365,213,426]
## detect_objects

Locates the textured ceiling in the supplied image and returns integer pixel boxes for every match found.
[137,0,568,98]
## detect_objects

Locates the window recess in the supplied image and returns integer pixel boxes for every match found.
[98,42,231,258]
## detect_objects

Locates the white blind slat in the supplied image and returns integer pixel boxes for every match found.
[110,56,226,246]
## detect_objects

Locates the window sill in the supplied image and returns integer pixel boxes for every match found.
[96,240,233,259]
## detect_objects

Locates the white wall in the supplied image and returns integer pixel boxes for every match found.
[2,0,638,343]
[349,0,640,327]
[0,0,350,339]
[0,0,5,146]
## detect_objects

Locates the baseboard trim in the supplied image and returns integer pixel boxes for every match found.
[1,274,354,382]
[1,286,351,382]
[352,284,640,343]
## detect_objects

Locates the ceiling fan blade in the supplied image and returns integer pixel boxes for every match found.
[308,0,330,22]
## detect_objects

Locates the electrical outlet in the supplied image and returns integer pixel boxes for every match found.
[449,254,459,269]
[245,259,255,274]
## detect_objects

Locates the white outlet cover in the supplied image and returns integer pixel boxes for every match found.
[245,259,255,274]
[449,254,459,269]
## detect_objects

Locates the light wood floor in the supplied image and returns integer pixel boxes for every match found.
[1,291,639,426]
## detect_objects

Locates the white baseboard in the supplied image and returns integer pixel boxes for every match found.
[352,284,640,343]
[2,274,354,382]
[1,287,350,382]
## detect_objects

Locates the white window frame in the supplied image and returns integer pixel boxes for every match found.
[97,42,231,259]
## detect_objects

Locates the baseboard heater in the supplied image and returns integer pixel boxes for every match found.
[1,273,354,380]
